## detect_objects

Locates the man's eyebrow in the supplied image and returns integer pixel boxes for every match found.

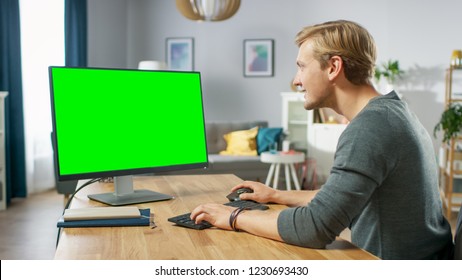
[296,61,304,67]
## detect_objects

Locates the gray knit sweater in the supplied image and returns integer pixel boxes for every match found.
[277,91,453,259]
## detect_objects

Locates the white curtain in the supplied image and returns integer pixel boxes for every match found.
[20,0,64,194]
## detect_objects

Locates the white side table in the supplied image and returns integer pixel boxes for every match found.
[260,151,305,190]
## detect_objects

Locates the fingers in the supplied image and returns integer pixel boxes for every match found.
[230,181,275,203]
[190,203,232,228]
[230,183,248,192]
[191,205,217,226]
[231,180,259,192]
[190,204,210,222]
[238,192,254,201]
[193,212,210,224]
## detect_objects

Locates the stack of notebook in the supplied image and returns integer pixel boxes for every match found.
[57,206,151,228]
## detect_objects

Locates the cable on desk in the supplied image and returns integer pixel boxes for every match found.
[55,178,102,248]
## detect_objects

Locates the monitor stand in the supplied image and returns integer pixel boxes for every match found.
[88,175,173,206]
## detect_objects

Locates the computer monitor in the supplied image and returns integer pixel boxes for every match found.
[48,66,208,206]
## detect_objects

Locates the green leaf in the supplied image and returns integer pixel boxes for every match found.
[434,103,462,143]
[374,59,404,84]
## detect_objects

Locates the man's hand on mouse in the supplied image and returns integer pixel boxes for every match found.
[231,181,279,204]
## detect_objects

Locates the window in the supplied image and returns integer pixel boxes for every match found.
[20,0,64,193]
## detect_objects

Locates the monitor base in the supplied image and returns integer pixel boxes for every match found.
[88,189,173,206]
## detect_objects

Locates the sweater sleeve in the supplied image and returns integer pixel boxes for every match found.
[277,169,380,248]
[277,107,397,248]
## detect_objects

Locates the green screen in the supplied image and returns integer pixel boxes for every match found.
[49,67,208,179]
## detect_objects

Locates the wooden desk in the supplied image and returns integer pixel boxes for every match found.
[54,174,378,260]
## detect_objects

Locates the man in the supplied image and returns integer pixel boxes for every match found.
[191,20,454,259]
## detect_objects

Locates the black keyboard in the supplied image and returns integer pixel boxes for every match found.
[168,200,269,230]
[167,213,213,230]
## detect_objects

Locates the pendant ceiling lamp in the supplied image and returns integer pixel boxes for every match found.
[176,0,241,22]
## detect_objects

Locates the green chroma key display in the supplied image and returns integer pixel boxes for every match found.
[49,67,208,179]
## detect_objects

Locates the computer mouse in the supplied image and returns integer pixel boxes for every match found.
[226,187,254,201]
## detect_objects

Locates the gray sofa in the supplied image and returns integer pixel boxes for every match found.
[154,120,270,181]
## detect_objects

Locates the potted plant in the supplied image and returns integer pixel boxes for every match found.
[374,59,405,84]
[434,103,462,143]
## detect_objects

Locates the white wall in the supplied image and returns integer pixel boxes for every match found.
[88,0,128,68]
[88,0,462,151]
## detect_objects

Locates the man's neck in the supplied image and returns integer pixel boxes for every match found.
[333,84,380,121]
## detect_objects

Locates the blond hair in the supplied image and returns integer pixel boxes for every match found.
[295,20,376,85]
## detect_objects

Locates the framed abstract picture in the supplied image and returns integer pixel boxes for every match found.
[244,39,274,77]
[166,37,194,71]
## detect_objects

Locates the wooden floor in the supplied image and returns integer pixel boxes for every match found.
[0,189,65,260]
[0,188,459,260]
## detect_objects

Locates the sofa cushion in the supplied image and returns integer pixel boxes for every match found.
[206,121,268,154]
[219,126,258,156]
[257,127,283,154]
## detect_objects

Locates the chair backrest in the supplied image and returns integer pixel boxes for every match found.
[455,206,462,259]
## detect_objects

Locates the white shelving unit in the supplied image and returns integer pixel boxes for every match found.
[281,92,309,151]
[0,91,8,210]
[281,92,347,184]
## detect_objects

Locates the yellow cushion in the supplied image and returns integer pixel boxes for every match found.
[219,127,258,156]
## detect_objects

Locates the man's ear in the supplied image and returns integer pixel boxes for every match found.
[327,55,343,81]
